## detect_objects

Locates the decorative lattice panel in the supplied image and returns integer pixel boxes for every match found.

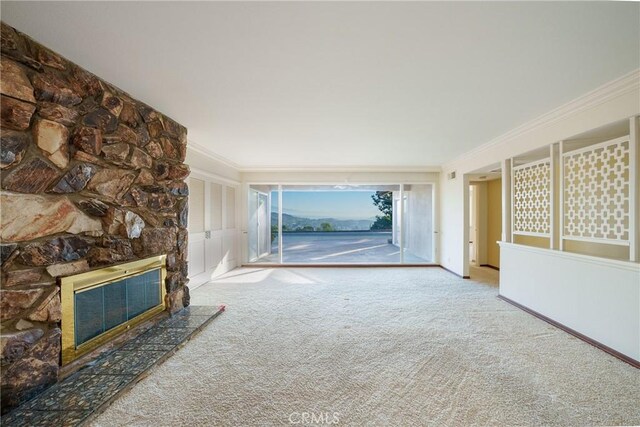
[563,138,630,243]
[513,160,551,235]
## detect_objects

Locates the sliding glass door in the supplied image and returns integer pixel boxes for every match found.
[248,189,270,261]
[247,183,435,265]
[401,184,434,263]
[248,185,279,263]
[280,185,399,263]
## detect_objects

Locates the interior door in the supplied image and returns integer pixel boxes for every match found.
[469,185,477,265]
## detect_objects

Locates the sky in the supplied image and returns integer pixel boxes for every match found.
[273,191,382,220]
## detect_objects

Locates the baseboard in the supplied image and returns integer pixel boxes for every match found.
[243,263,466,278]
[244,263,472,279]
[242,263,440,268]
[480,264,500,271]
[439,265,470,279]
[497,295,639,369]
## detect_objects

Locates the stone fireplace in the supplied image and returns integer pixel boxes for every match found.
[0,22,190,412]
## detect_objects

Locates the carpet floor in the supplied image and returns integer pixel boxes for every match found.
[91,267,639,426]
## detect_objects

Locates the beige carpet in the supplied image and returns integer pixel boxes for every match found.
[92,267,639,426]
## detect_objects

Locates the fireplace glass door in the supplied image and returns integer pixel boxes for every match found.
[61,255,167,365]
[74,268,163,347]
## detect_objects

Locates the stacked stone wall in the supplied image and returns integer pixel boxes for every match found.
[0,22,190,411]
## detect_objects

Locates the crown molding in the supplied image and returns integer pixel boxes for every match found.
[186,139,242,170]
[186,140,440,173]
[443,68,640,170]
[239,165,441,173]
[189,167,240,186]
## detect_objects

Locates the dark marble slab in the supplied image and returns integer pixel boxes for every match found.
[2,305,224,427]
[21,373,134,412]
[184,305,224,316]
[0,409,90,427]
[135,326,192,345]
[161,312,211,329]
[88,350,165,376]
[118,341,177,352]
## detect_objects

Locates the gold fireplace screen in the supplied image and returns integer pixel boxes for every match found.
[61,255,167,365]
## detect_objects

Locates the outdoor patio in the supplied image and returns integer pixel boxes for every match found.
[257,232,431,264]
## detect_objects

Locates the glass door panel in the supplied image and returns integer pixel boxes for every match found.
[401,184,434,263]
[248,189,259,262]
[248,185,280,263]
[257,192,270,257]
[280,185,400,264]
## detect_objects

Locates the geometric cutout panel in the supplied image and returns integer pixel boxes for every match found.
[563,138,630,243]
[513,160,551,235]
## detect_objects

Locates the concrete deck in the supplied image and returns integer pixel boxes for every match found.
[256,232,431,264]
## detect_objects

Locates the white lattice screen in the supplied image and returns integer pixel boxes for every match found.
[562,137,630,245]
[512,159,551,236]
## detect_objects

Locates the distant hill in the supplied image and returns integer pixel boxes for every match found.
[271,212,374,231]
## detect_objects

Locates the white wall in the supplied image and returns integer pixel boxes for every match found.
[500,243,640,361]
[440,173,468,275]
[469,181,488,266]
[486,178,502,268]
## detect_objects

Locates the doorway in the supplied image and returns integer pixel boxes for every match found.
[467,171,502,286]
[469,185,478,265]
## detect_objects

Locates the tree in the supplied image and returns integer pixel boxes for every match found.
[320,222,334,232]
[301,225,315,231]
[272,224,290,241]
[370,191,393,230]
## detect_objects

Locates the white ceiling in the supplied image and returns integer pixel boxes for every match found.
[3,2,639,169]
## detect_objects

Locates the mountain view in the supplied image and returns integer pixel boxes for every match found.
[271,212,375,231]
